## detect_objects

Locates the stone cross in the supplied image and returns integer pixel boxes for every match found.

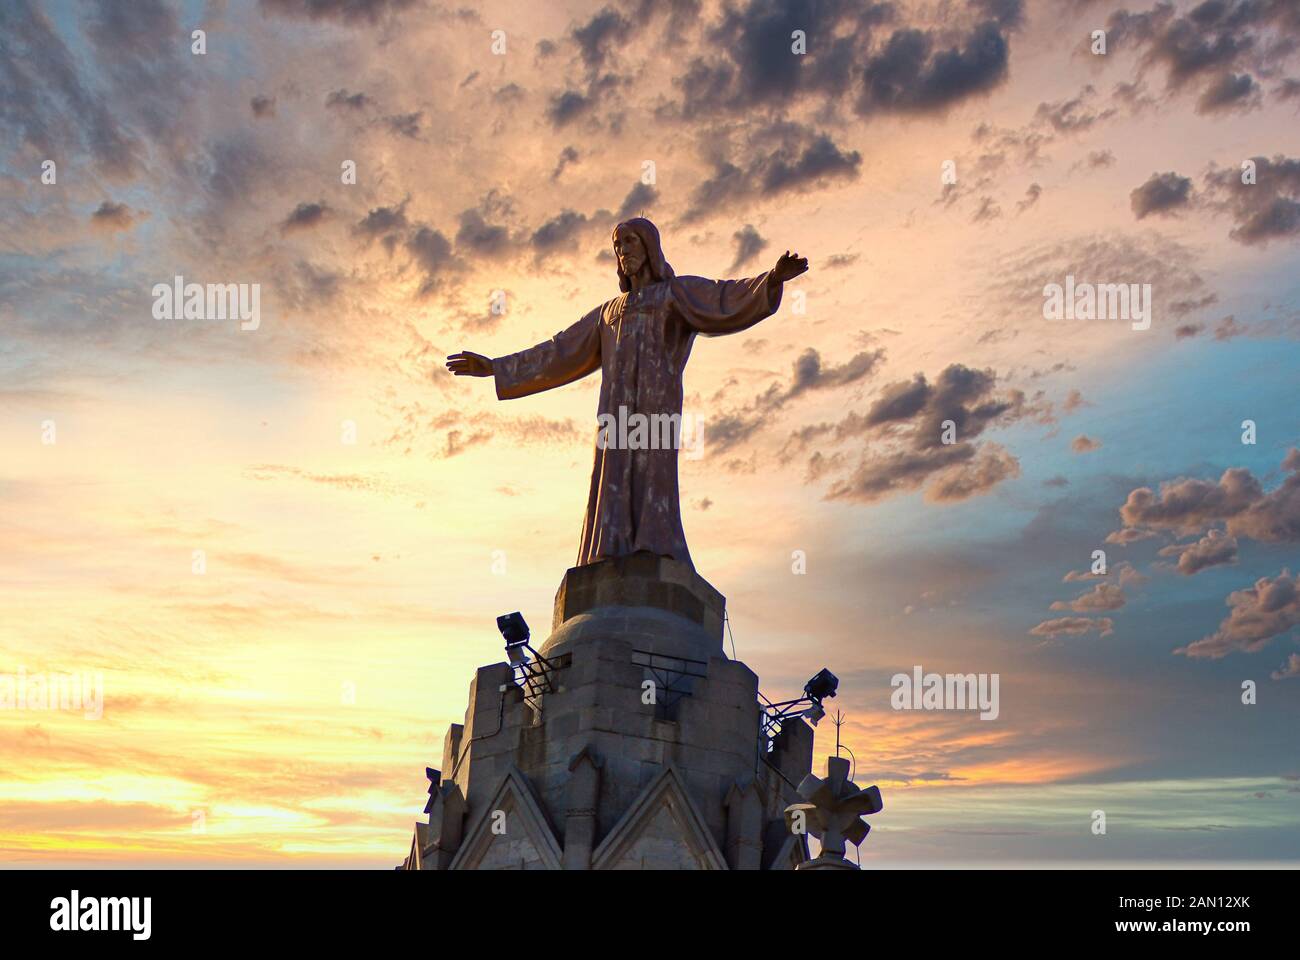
[784,755,882,868]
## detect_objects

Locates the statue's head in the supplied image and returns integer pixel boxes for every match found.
[613,217,675,292]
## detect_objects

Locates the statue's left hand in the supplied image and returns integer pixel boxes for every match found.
[772,250,809,283]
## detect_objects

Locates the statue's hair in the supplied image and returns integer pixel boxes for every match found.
[613,217,676,293]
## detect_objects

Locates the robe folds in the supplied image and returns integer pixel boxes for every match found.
[493,273,781,569]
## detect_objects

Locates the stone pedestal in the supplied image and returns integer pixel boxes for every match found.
[399,553,816,870]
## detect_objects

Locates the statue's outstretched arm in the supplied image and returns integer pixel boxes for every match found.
[672,250,808,338]
[457,306,602,401]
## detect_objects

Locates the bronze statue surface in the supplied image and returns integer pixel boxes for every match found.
[448,218,807,569]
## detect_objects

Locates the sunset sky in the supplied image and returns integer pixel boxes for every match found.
[2,0,1299,866]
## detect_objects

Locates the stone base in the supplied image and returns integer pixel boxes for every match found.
[796,854,859,871]
[541,552,726,663]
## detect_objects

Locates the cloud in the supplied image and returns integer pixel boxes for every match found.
[454,208,512,259]
[1176,570,1300,659]
[326,89,374,111]
[1071,435,1101,453]
[684,121,861,220]
[710,347,887,454]
[571,5,630,71]
[1099,0,1298,116]
[280,201,330,235]
[615,182,659,221]
[1016,183,1042,214]
[405,226,456,297]
[1051,582,1126,612]
[551,146,580,180]
[89,201,137,232]
[1203,154,1300,245]
[530,210,589,253]
[1029,616,1115,639]
[857,21,1012,117]
[1034,86,1116,133]
[1113,448,1300,543]
[259,0,417,26]
[1272,653,1300,680]
[1158,529,1239,575]
[250,94,276,118]
[1130,172,1193,219]
[382,111,423,139]
[354,199,409,250]
[1197,72,1260,113]
[728,224,769,272]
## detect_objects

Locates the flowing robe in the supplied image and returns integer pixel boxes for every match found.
[493,273,781,569]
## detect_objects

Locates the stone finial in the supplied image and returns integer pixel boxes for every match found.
[784,755,882,870]
[423,767,441,815]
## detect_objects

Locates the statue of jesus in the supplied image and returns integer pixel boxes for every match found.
[447,217,808,571]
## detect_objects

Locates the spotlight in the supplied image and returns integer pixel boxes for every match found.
[802,701,826,726]
[496,611,530,648]
[804,668,838,703]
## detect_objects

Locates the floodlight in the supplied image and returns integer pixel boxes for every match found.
[804,668,838,703]
[802,701,826,726]
[496,611,530,647]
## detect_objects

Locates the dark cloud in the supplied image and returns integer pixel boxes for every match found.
[1034,86,1117,132]
[531,210,589,252]
[455,209,511,259]
[1100,0,1299,115]
[857,21,1011,117]
[685,122,860,220]
[90,200,136,232]
[728,224,769,272]
[572,6,630,71]
[551,146,580,180]
[615,182,658,221]
[250,94,276,118]
[670,0,893,118]
[1203,154,1300,245]
[1158,529,1239,575]
[382,111,423,139]
[1197,71,1260,113]
[1114,448,1300,543]
[710,347,887,454]
[280,201,330,235]
[547,89,594,126]
[405,227,455,297]
[799,363,1033,504]
[354,200,409,252]
[259,0,417,26]
[1176,569,1300,659]
[326,89,374,111]
[1130,171,1193,219]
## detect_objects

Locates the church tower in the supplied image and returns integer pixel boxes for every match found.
[400,552,838,870]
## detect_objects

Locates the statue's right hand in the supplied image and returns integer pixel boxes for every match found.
[446,351,494,377]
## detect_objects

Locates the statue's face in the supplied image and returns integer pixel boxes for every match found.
[613,225,647,277]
